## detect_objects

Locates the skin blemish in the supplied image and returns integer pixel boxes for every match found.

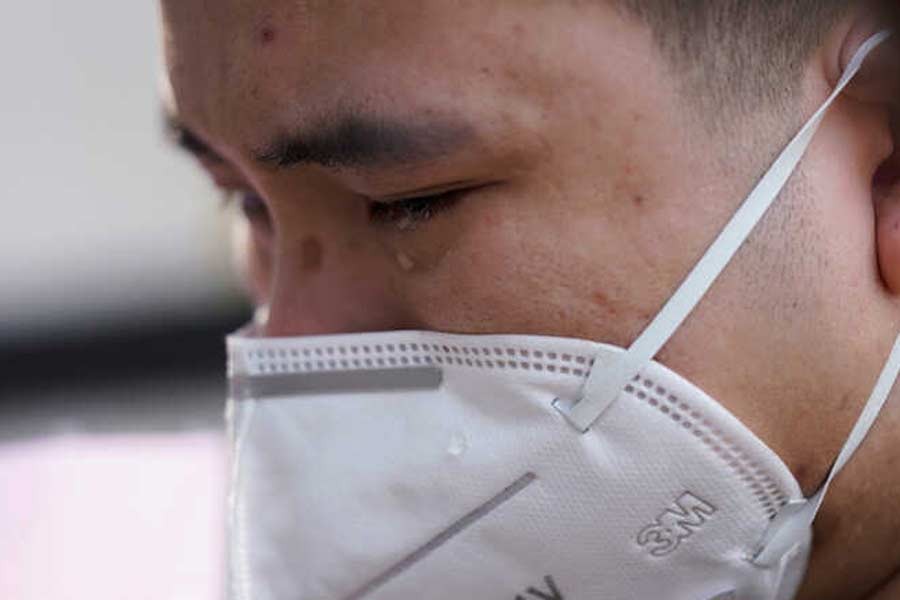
[633,194,647,207]
[260,25,277,45]
[301,236,324,272]
[592,290,617,316]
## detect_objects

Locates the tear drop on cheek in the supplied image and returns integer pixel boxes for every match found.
[396,251,416,272]
[396,214,415,233]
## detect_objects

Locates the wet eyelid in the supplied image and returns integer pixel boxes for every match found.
[370,179,493,203]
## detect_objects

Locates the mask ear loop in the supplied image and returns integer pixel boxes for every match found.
[554,30,893,434]
[752,332,900,566]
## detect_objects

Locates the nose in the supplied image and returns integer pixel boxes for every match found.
[259,195,412,338]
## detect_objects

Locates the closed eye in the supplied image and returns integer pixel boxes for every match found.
[367,181,500,230]
[367,189,466,230]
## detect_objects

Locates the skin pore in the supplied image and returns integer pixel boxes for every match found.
[160,1,900,597]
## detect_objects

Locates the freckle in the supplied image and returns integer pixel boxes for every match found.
[301,237,323,272]
[396,251,416,272]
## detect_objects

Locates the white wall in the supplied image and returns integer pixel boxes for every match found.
[0,1,243,340]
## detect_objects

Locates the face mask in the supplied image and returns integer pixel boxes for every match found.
[226,32,898,600]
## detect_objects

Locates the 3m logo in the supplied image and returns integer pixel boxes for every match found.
[637,492,717,557]
[514,575,564,600]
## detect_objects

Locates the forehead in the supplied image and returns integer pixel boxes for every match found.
[160,0,644,157]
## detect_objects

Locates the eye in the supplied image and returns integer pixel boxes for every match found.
[368,189,467,231]
[224,191,273,231]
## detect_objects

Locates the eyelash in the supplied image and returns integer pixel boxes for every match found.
[222,187,468,232]
[368,190,466,230]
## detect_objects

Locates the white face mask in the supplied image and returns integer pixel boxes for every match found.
[226,32,899,600]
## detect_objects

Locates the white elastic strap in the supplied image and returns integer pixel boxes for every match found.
[557,31,892,433]
[753,332,900,566]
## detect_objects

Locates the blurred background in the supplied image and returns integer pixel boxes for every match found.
[0,2,251,598]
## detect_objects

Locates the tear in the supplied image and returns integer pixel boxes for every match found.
[396,251,416,272]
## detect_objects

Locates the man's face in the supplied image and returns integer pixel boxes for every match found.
[161,0,898,478]
[161,0,719,341]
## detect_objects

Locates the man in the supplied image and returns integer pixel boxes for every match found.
[161,1,900,598]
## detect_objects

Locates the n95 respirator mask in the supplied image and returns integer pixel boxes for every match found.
[226,32,899,600]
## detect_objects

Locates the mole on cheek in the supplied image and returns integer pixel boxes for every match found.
[301,237,324,272]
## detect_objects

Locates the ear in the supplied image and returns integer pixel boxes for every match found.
[833,9,900,293]
[875,126,900,293]
[838,8,900,105]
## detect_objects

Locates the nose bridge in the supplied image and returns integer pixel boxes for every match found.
[261,192,407,337]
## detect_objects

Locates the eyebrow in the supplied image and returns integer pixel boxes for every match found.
[253,113,475,170]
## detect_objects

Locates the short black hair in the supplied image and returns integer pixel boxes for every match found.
[616,1,856,114]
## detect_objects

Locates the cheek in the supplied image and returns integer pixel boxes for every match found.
[818,171,881,292]
[802,108,886,295]
[399,195,601,336]
[392,197,538,332]
[231,217,274,305]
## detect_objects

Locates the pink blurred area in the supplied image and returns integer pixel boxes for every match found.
[0,432,225,600]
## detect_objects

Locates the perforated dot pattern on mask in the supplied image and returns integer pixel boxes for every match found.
[234,341,789,520]
[625,378,790,520]
[240,343,593,378]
